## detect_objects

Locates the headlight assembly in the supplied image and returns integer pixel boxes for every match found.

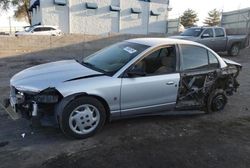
[34,88,61,103]
[34,95,59,103]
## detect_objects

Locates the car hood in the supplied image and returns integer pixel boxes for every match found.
[169,35,197,41]
[15,31,29,35]
[10,60,103,92]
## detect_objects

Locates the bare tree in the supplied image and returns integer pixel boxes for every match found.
[0,0,31,25]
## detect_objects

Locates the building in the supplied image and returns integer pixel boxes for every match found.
[166,18,184,35]
[221,7,250,35]
[29,0,170,35]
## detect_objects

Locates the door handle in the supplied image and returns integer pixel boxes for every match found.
[166,81,174,85]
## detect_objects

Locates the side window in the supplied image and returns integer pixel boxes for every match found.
[180,45,209,70]
[133,46,176,76]
[39,28,46,31]
[50,27,56,31]
[43,27,51,31]
[208,51,220,68]
[215,28,225,37]
[33,28,41,32]
[202,28,214,38]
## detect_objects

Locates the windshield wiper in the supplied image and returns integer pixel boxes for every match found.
[81,61,108,75]
[82,61,96,68]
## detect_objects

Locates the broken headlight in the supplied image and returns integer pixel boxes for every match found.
[34,88,61,103]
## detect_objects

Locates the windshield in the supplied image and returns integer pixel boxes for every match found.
[181,28,203,37]
[83,42,149,75]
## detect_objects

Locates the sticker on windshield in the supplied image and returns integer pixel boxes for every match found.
[195,29,201,31]
[123,47,137,54]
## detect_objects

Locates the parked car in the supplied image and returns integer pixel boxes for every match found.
[15,25,62,36]
[0,32,9,36]
[170,27,247,56]
[2,38,241,139]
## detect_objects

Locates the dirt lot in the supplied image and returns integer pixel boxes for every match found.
[0,41,250,168]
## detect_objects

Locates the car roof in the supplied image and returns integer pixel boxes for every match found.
[188,26,224,29]
[33,25,58,29]
[127,38,203,47]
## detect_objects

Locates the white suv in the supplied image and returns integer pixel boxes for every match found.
[15,25,62,36]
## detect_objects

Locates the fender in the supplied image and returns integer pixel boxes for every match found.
[54,92,88,125]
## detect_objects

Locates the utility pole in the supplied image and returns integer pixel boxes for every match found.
[9,16,12,35]
[241,11,250,48]
[247,11,250,48]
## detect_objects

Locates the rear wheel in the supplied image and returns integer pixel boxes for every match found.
[60,96,106,139]
[206,89,227,113]
[228,44,240,56]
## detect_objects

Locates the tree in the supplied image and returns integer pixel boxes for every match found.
[204,9,221,26]
[0,0,31,25]
[180,9,199,28]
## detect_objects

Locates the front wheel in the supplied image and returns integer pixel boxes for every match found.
[59,97,106,139]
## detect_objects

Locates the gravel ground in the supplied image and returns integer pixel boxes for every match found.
[0,45,249,168]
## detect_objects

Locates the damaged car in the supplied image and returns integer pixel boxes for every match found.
[3,38,242,139]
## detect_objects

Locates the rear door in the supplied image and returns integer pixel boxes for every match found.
[32,27,43,35]
[120,45,180,116]
[40,27,53,35]
[177,44,220,108]
[213,28,227,52]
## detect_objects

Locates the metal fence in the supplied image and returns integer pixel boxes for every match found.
[0,27,25,35]
[167,18,181,35]
[221,7,250,35]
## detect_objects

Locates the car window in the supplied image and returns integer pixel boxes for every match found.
[215,28,225,37]
[42,27,51,31]
[133,46,176,76]
[33,28,42,32]
[202,28,214,37]
[208,51,220,68]
[181,28,203,37]
[83,42,150,75]
[180,45,209,70]
[50,27,56,30]
[45,27,56,31]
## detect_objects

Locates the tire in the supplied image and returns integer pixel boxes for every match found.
[206,89,227,114]
[228,44,240,56]
[59,96,107,139]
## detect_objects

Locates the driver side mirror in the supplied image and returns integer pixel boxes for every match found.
[201,33,210,38]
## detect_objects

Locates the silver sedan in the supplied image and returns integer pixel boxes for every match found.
[3,38,242,139]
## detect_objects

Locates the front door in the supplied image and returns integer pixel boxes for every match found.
[120,45,180,116]
[198,28,214,49]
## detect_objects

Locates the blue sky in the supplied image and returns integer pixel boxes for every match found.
[0,0,250,27]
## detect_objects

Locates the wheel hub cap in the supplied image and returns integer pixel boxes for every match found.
[69,104,100,134]
[232,46,239,55]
